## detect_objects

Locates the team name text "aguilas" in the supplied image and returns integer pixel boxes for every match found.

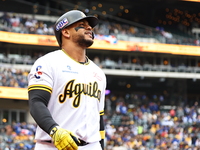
[59,79,101,107]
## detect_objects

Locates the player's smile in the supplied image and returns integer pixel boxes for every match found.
[85,31,93,38]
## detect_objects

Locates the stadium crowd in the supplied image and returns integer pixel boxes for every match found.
[1,10,200,150]
[104,98,200,150]
[0,98,200,150]
[0,122,36,150]
[0,67,29,88]
[0,67,200,150]
[0,11,199,46]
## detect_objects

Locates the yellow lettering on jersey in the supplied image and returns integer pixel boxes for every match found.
[59,79,101,107]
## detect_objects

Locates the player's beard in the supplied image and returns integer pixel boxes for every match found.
[73,34,94,48]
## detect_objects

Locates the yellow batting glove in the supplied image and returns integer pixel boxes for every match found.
[50,126,80,150]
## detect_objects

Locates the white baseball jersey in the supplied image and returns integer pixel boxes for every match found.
[28,49,106,143]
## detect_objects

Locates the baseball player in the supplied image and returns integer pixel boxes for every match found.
[28,10,106,150]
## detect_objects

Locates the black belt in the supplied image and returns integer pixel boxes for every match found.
[42,139,89,146]
[78,139,89,146]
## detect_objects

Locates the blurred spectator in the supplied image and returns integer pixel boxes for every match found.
[0,67,29,88]
[93,56,102,67]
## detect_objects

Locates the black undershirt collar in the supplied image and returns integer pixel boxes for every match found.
[79,57,88,64]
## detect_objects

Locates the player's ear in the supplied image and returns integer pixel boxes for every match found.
[62,28,70,38]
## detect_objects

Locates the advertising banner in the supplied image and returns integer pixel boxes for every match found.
[0,86,28,100]
[0,31,200,56]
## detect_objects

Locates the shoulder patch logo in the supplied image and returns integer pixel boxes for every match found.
[34,65,43,79]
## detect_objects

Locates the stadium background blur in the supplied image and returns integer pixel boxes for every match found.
[0,0,200,149]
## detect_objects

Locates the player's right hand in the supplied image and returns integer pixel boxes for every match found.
[50,126,80,150]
